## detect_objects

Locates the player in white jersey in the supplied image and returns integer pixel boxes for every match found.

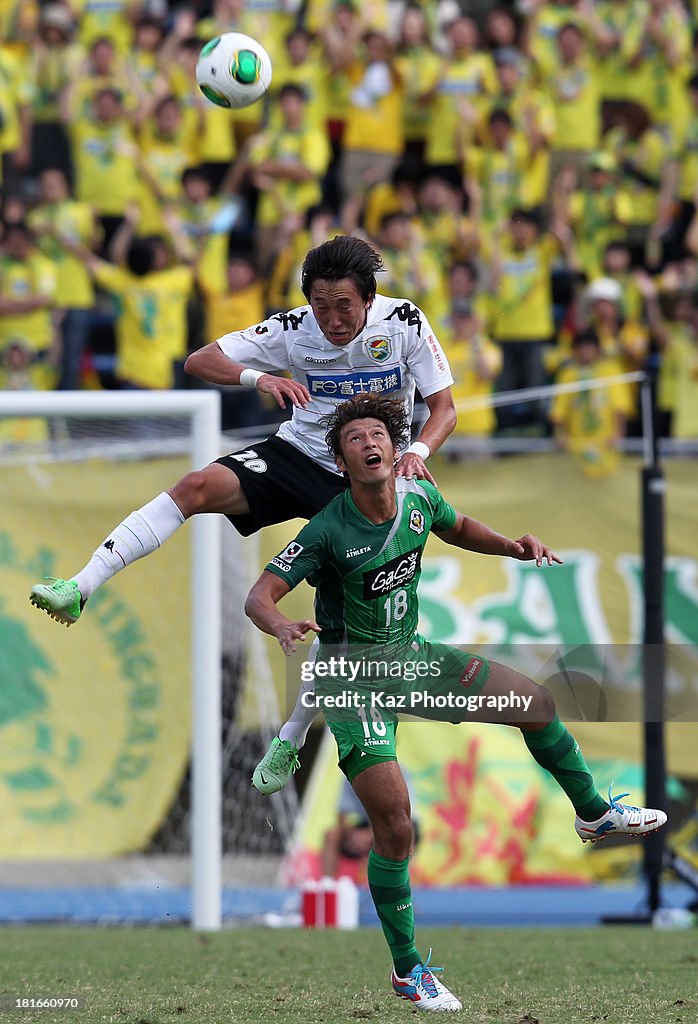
[29,237,456,773]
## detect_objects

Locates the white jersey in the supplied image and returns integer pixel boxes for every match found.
[216,294,454,473]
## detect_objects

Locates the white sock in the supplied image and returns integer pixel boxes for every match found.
[73,492,185,600]
[279,636,319,749]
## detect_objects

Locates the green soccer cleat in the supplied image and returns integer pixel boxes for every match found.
[30,578,85,626]
[252,737,300,795]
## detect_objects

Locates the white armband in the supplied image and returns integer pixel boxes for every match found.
[405,441,430,460]
[239,368,264,388]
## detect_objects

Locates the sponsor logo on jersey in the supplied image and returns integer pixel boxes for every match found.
[304,355,339,364]
[279,541,304,563]
[306,367,402,397]
[364,336,391,363]
[362,547,422,598]
[408,509,425,535]
[346,545,372,558]
[254,323,269,335]
[458,657,483,689]
[273,310,308,332]
[384,301,422,336]
[270,557,292,573]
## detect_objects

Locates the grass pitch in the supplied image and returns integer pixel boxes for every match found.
[1,925,697,1024]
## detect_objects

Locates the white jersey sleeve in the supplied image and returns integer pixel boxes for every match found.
[216,313,295,372]
[403,306,454,398]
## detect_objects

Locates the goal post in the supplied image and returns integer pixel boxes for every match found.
[0,390,223,930]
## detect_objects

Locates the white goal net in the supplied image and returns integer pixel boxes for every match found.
[0,391,298,929]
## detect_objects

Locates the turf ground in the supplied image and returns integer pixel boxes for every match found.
[2,925,697,1024]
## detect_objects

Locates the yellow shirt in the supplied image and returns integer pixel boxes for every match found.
[491,235,558,342]
[249,127,330,228]
[0,253,56,352]
[604,127,666,226]
[93,263,194,389]
[0,46,32,155]
[395,45,443,143]
[202,283,265,347]
[551,359,632,443]
[27,201,96,309]
[678,114,698,202]
[168,66,235,164]
[542,57,600,151]
[70,119,139,216]
[482,88,555,207]
[380,241,445,328]
[529,5,585,73]
[0,0,38,56]
[673,333,698,438]
[305,0,388,32]
[425,52,496,165]
[568,188,634,280]
[30,43,82,123]
[595,0,645,101]
[137,132,196,236]
[657,322,692,412]
[267,52,327,131]
[441,333,502,436]
[343,61,403,156]
[172,196,236,297]
[465,138,529,228]
[72,0,134,54]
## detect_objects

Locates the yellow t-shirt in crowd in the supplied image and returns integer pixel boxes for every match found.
[603,127,666,227]
[668,331,698,437]
[27,201,96,309]
[395,44,443,143]
[465,137,530,229]
[168,66,236,164]
[380,241,445,328]
[248,127,330,228]
[137,130,198,236]
[305,0,388,32]
[490,235,558,341]
[551,358,631,477]
[568,187,634,280]
[425,52,496,166]
[92,262,194,389]
[70,118,139,216]
[267,51,327,132]
[441,332,502,436]
[30,42,82,123]
[0,45,33,155]
[595,0,644,101]
[343,61,403,156]
[677,114,698,202]
[0,252,56,352]
[72,0,134,54]
[657,321,692,413]
[541,56,601,151]
[529,4,586,73]
[482,88,556,207]
[200,283,265,347]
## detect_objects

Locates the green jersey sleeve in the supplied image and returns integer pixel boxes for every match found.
[415,479,458,533]
[265,515,330,590]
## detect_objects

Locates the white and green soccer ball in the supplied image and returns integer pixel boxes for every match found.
[196,32,272,110]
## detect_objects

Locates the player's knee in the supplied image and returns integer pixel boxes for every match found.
[530,681,556,722]
[372,807,413,860]
[169,470,217,517]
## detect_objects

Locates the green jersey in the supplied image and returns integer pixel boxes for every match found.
[265,478,458,649]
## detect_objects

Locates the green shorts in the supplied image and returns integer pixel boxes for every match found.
[326,641,490,782]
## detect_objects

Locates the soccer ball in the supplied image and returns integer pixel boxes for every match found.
[196,32,272,110]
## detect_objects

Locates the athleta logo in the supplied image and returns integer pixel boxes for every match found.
[273,310,308,332]
[363,547,421,598]
[385,302,422,336]
[346,546,371,558]
[396,902,412,911]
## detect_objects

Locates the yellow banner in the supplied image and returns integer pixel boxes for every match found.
[0,457,191,858]
[257,453,698,883]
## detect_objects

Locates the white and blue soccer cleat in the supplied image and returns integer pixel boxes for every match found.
[391,951,462,1012]
[575,785,667,843]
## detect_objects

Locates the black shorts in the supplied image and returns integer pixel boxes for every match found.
[216,436,349,536]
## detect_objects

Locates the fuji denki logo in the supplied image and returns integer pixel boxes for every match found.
[363,547,422,599]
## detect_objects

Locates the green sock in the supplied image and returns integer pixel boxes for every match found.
[368,849,420,977]
[523,714,609,820]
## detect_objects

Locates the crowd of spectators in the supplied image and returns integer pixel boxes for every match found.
[1,0,698,463]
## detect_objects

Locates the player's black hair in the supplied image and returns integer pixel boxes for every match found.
[301,236,384,302]
[380,210,410,232]
[489,107,513,128]
[510,206,541,229]
[572,328,600,349]
[324,395,410,462]
[279,82,307,103]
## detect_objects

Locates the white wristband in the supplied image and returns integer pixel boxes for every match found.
[239,368,264,388]
[405,440,430,460]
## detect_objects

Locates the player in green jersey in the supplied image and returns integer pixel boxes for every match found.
[245,394,667,1013]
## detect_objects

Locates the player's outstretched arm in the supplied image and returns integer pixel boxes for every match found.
[184,342,310,407]
[436,514,563,566]
[245,570,321,655]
